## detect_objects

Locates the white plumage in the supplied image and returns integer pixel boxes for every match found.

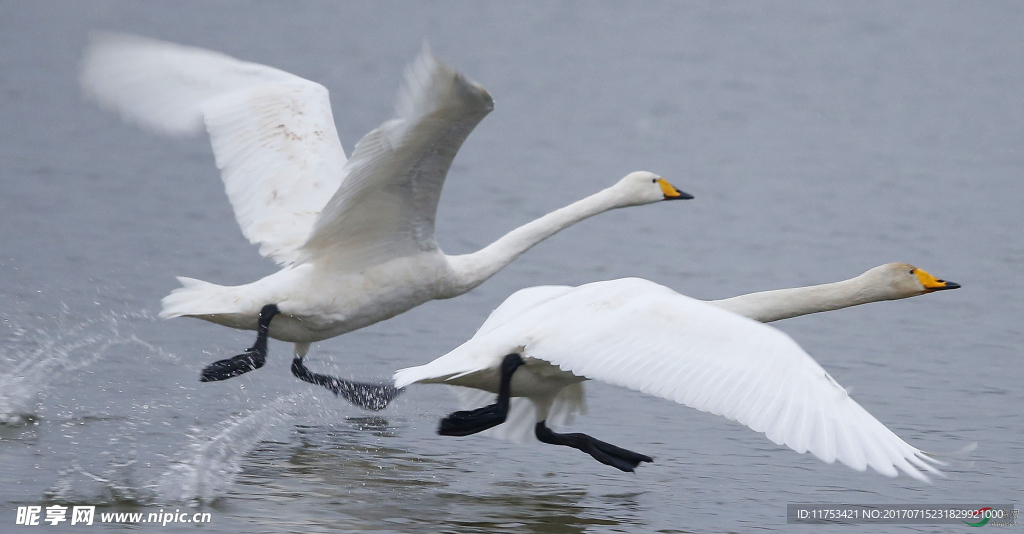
[396,275,950,480]
[442,263,958,444]
[80,34,690,377]
[82,32,347,265]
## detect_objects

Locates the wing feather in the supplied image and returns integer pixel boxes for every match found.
[813,403,836,463]
[297,46,494,271]
[475,286,575,336]
[81,32,347,265]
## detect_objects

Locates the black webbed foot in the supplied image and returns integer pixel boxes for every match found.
[438,403,509,436]
[437,353,525,437]
[200,348,265,381]
[199,304,279,382]
[291,357,402,411]
[535,421,653,472]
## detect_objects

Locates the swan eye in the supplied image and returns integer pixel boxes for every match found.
[909,269,916,274]
[651,178,657,183]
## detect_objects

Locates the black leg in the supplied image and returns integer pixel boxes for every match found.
[291,357,402,411]
[200,304,279,382]
[438,353,524,436]
[534,420,653,472]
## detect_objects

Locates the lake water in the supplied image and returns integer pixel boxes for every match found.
[1,1,1021,532]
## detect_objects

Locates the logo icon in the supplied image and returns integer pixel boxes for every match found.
[963,507,994,527]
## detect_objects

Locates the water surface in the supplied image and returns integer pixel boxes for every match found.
[1,2,1021,532]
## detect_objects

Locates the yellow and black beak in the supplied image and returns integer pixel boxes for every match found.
[658,179,694,200]
[913,268,961,293]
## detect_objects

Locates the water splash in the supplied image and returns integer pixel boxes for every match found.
[42,413,155,506]
[155,394,306,504]
[45,394,310,506]
[0,309,165,425]
[45,457,153,506]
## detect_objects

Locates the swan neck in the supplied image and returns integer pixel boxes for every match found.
[710,275,895,323]
[446,188,621,293]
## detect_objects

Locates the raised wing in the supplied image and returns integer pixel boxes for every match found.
[404,278,944,481]
[81,32,347,265]
[296,46,493,271]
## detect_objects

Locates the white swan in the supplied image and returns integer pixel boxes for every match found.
[80,33,691,407]
[394,263,958,478]
[438,262,960,443]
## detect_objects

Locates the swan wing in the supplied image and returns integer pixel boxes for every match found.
[296,46,493,271]
[475,286,575,336]
[81,32,347,265]
[401,278,943,481]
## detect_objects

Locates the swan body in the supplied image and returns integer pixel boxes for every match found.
[81,34,690,366]
[163,252,455,343]
[395,265,958,478]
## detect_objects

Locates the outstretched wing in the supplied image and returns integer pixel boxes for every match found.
[296,46,494,271]
[81,32,347,265]
[401,278,944,481]
[476,285,575,335]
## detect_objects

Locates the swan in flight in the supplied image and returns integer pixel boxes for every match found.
[80,33,691,408]
[394,263,958,477]
[438,262,960,444]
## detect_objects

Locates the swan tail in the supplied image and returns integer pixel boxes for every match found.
[159,276,249,319]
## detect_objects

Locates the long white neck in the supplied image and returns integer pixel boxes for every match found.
[445,187,624,295]
[710,274,898,323]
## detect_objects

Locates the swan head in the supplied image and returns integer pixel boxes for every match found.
[864,263,961,298]
[610,171,693,206]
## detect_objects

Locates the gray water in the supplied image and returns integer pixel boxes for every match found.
[1,1,1021,532]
